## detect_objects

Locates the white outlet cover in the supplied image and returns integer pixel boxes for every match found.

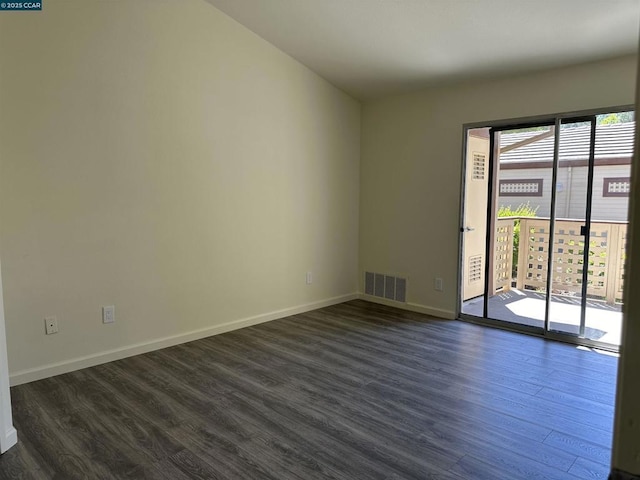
[102,306,115,324]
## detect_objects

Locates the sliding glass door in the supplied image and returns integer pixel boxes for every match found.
[548,117,596,337]
[460,110,632,349]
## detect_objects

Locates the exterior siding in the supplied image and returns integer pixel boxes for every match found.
[498,165,631,222]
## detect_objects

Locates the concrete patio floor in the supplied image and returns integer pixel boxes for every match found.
[462,288,622,346]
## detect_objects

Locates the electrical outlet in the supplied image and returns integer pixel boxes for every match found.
[306,271,313,285]
[44,316,58,335]
[102,305,115,324]
[435,277,444,292]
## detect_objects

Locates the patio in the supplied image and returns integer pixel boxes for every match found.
[462,289,622,346]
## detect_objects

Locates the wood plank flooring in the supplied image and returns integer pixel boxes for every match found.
[0,300,618,479]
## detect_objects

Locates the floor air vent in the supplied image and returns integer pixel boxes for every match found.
[364,272,407,303]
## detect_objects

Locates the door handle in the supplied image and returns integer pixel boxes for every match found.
[461,226,475,233]
[580,225,587,236]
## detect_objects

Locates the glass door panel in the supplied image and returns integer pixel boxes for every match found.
[548,120,593,336]
[487,125,554,329]
[583,114,633,346]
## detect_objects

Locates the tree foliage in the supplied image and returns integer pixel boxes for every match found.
[506,111,634,134]
[597,111,634,125]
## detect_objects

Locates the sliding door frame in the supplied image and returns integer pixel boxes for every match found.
[457,105,634,352]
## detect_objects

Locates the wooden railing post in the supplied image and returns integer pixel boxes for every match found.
[605,224,621,306]
[605,224,620,305]
[614,225,628,303]
[516,218,529,290]
[492,218,515,294]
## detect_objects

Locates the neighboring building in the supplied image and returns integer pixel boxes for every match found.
[497,122,635,222]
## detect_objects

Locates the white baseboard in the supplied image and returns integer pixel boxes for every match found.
[10,293,359,386]
[358,294,456,320]
[1,426,17,454]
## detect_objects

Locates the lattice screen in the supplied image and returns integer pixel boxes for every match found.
[604,177,631,197]
[551,222,609,298]
[519,219,551,292]
[516,219,626,304]
[493,220,513,293]
[499,179,542,196]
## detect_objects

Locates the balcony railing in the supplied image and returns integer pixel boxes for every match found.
[492,217,627,305]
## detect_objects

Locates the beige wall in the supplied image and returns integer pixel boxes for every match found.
[0,0,360,381]
[611,56,640,477]
[360,56,637,317]
[0,1,639,474]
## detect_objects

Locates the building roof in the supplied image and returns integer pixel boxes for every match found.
[499,122,635,165]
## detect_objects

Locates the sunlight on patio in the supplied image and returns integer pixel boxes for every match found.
[506,295,622,345]
[462,288,622,347]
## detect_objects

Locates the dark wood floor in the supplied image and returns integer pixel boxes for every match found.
[0,300,618,479]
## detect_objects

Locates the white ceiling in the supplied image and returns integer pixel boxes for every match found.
[203,0,640,100]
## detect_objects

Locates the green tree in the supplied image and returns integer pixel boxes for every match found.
[597,112,634,125]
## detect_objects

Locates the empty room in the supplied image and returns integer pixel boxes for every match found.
[1,0,640,479]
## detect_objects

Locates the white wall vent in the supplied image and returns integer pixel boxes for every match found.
[364,272,407,303]
[472,153,486,180]
[468,255,483,283]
